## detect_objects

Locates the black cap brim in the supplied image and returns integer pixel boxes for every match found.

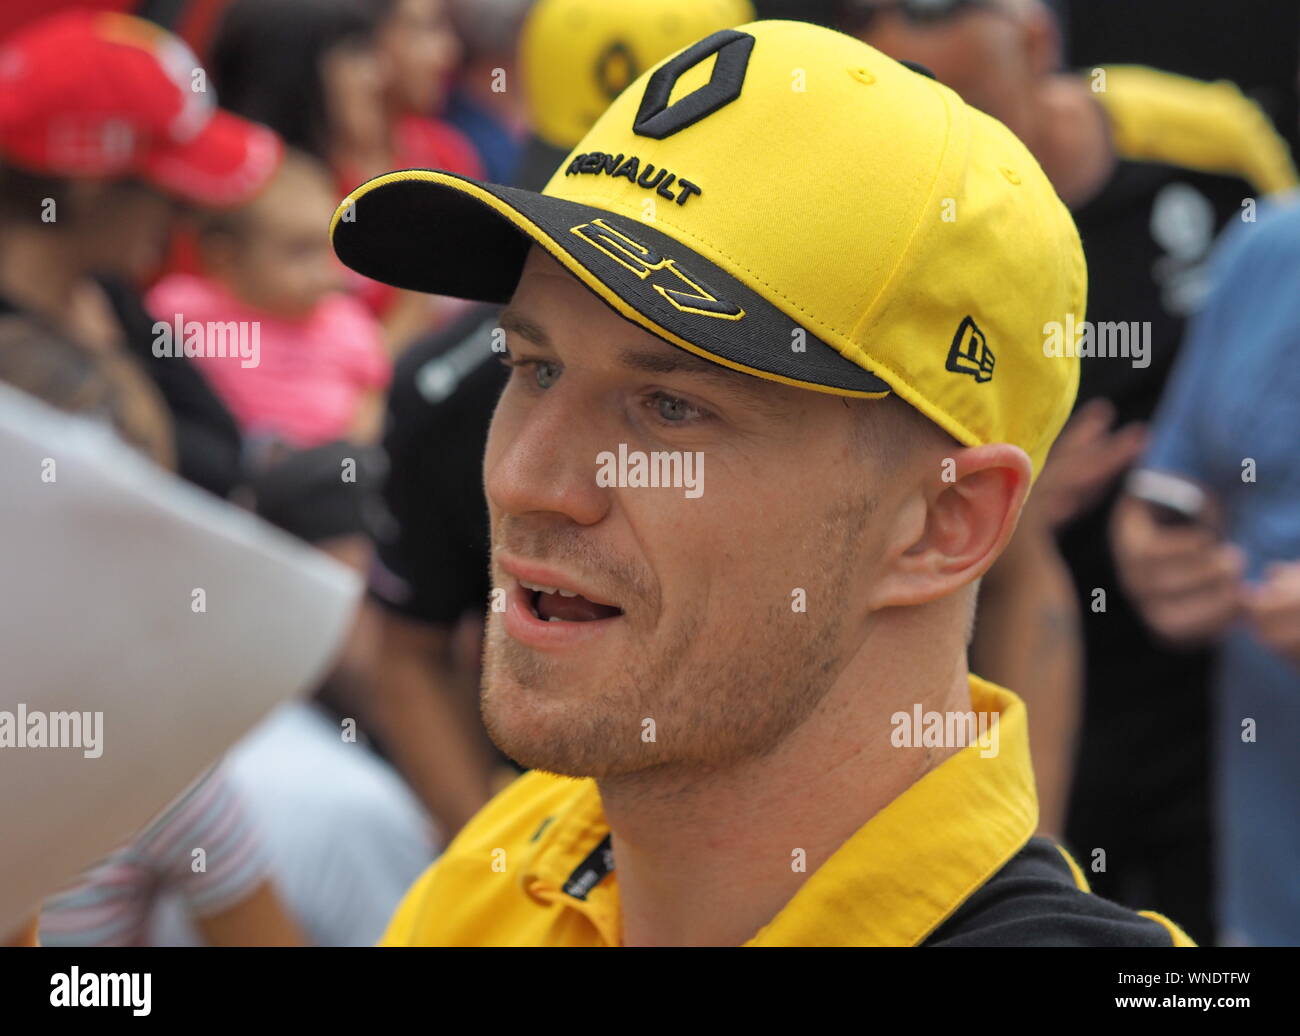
[331,169,891,397]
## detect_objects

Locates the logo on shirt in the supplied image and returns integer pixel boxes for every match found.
[562,833,615,901]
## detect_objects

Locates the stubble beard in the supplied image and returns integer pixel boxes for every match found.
[479,489,870,783]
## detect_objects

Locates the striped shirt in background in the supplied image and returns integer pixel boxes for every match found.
[39,765,272,946]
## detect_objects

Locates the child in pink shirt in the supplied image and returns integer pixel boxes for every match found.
[148,151,390,447]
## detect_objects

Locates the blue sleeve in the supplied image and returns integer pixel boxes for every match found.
[1142,271,1235,480]
[1142,201,1296,481]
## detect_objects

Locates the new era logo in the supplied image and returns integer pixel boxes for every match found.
[946,316,994,382]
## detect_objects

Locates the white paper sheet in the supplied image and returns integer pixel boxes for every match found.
[0,384,362,935]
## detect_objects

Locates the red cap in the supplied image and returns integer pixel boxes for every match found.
[0,10,282,206]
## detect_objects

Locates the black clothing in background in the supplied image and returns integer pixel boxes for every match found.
[103,277,243,497]
[369,304,506,626]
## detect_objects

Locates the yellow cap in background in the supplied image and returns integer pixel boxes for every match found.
[520,0,754,150]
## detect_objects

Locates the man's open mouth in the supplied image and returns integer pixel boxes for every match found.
[520,579,624,623]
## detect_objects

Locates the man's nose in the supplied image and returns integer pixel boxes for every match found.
[485,385,611,528]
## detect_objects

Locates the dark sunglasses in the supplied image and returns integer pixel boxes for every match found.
[839,0,995,34]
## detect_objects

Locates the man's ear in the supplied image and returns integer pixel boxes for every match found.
[866,443,1032,610]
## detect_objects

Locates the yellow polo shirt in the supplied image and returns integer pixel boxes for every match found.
[381,675,1193,946]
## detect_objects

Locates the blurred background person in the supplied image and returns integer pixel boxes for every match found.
[444,0,535,186]
[40,765,304,947]
[149,443,439,947]
[209,0,480,351]
[364,0,758,836]
[0,313,303,948]
[206,0,387,175]
[0,312,173,468]
[836,0,1297,945]
[148,149,391,451]
[0,9,282,498]
[369,0,472,184]
[1113,196,1300,946]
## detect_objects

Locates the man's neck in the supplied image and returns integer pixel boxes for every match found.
[604,615,972,947]
[1030,74,1118,208]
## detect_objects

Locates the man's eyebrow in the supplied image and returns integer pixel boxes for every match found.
[617,347,762,392]
[619,347,795,419]
[499,308,788,415]
[499,308,553,349]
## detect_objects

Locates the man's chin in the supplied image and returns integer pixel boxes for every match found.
[481,683,645,781]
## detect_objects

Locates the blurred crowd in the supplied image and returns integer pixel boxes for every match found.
[1,0,1298,947]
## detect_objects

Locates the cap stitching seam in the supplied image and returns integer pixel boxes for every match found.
[840,84,986,451]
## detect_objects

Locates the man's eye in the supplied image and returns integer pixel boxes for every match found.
[534,361,561,389]
[648,392,708,424]
[498,355,561,390]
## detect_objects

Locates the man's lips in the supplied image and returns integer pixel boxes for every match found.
[526,586,622,623]
[498,555,625,651]
[498,556,624,612]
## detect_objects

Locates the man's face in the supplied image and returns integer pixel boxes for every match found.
[850,1,1040,142]
[378,0,461,114]
[480,247,903,780]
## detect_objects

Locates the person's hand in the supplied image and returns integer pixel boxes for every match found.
[1242,561,1300,669]
[1033,398,1148,528]
[1111,494,1246,644]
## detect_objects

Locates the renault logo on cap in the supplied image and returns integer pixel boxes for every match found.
[632,29,754,139]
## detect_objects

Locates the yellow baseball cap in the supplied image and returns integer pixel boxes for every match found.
[520,0,755,151]
[331,20,1086,474]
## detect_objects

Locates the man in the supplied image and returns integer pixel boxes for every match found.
[1113,198,1300,945]
[841,0,1297,943]
[364,0,756,836]
[333,20,1193,945]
